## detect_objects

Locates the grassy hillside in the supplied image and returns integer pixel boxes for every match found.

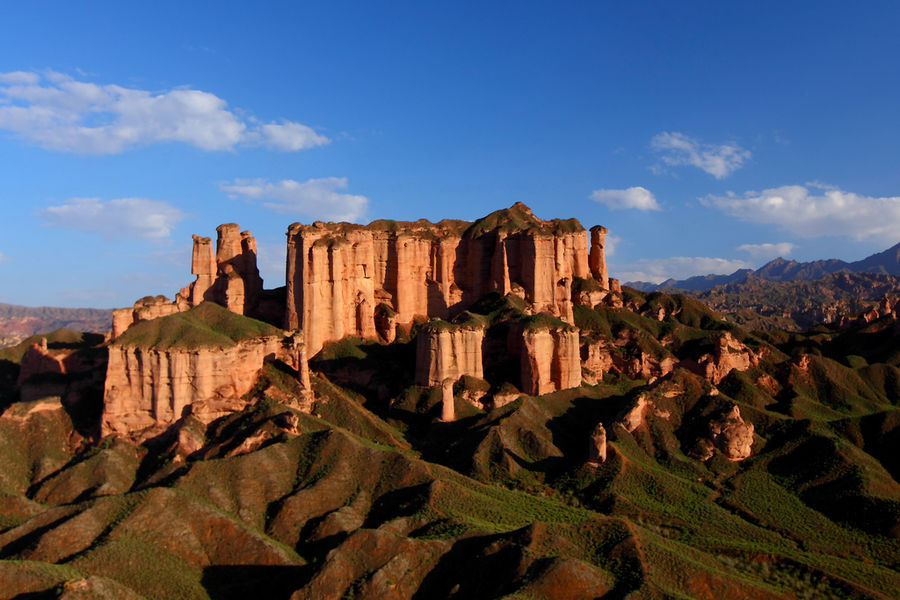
[114,302,282,350]
[1,291,899,598]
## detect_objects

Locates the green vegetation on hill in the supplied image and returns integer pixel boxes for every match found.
[464,202,584,237]
[0,329,103,363]
[114,302,282,350]
[3,283,900,598]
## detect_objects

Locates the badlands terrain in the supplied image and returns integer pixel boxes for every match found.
[0,203,898,599]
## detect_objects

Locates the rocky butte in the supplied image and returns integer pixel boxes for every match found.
[102,302,309,438]
[285,202,609,355]
[102,202,758,439]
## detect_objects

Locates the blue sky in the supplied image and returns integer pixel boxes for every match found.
[2,2,900,307]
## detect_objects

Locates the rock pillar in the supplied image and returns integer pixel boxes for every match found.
[589,225,609,290]
[587,423,607,465]
[441,377,455,422]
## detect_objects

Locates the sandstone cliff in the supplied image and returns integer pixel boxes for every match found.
[110,225,265,341]
[513,315,581,396]
[102,303,306,438]
[414,318,487,387]
[180,223,264,316]
[111,295,182,340]
[286,203,608,356]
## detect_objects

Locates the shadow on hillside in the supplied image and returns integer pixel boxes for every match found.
[312,339,416,414]
[201,565,313,600]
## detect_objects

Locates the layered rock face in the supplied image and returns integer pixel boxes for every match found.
[415,314,582,396]
[16,335,108,408]
[513,319,581,396]
[286,203,607,356]
[102,303,307,438]
[102,337,285,436]
[111,296,182,340]
[181,224,264,316]
[695,332,757,385]
[414,321,486,386]
[692,405,755,461]
[111,225,264,341]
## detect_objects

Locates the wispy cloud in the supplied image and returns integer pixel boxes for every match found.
[614,256,751,284]
[0,70,330,154]
[220,177,368,222]
[736,242,795,260]
[703,183,900,243]
[651,132,750,179]
[38,197,185,239]
[604,235,622,257]
[590,186,660,211]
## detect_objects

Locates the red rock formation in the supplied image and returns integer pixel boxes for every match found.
[586,422,607,465]
[111,296,181,340]
[589,225,610,290]
[514,317,581,396]
[286,203,602,356]
[581,336,615,385]
[695,332,757,385]
[102,336,287,437]
[188,234,216,305]
[181,224,263,316]
[441,377,455,422]
[16,338,64,386]
[605,278,624,309]
[102,304,306,438]
[708,405,755,461]
[414,321,486,387]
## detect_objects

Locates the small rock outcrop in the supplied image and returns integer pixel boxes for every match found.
[695,332,757,385]
[111,296,182,340]
[586,422,607,465]
[617,394,650,433]
[693,405,755,461]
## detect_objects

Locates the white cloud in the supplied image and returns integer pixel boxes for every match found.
[0,252,5,262]
[221,177,368,222]
[604,235,621,257]
[0,70,330,154]
[0,71,40,84]
[614,256,752,284]
[590,186,660,211]
[39,197,185,239]
[253,120,330,151]
[703,183,900,243]
[736,242,795,260]
[651,131,750,179]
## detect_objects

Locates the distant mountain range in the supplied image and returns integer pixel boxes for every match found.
[626,242,900,292]
[0,303,112,348]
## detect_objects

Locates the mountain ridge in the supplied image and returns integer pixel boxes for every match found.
[627,241,900,292]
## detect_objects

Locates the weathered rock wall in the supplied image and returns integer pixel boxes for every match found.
[414,323,486,387]
[514,323,581,396]
[111,225,265,341]
[102,336,285,436]
[181,223,263,316]
[111,296,182,340]
[287,203,604,356]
